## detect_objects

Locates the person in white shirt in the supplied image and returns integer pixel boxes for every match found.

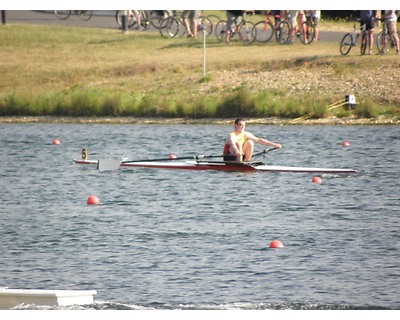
[380,10,399,54]
[312,10,321,42]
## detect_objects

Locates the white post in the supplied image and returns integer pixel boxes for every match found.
[202,29,206,78]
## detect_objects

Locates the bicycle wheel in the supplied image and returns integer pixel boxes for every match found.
[252,20,275,43]
[360,32,367,55]
[239,21,255,44]
[206,14,220,24]
[215,20,228,42]
[150,10,169,29]
[299,21,315,44]
[54,10,71,20]
[138,10,150,30]
[377,31,390,55]
[159,17,180,38]
[78,10,93,21]
[340,33,354,55]
[198,16,213,36]
[115,11,137,28]
[175,18,188,38]
[276,21,290,44]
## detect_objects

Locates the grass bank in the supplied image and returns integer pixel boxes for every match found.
[0,23,399,122]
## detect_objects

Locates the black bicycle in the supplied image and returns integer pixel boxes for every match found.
[215,13,255,44]
[159,12,212,38]
[115,10,150,30]
[148,10,171,29]
[376,18,400,55]
[298,18,316,44]
[54,10,93,21]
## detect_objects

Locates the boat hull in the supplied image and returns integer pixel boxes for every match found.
[73,159,357,173]
[0,287,96,309]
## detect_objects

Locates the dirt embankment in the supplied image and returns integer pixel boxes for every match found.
[0,115,398,125]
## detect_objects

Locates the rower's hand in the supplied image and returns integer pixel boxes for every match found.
[234,150,242,157]
[274,143,282,149]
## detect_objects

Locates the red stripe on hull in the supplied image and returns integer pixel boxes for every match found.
[120,163,257,171]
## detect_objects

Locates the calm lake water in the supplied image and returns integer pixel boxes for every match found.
[0,123,399,310]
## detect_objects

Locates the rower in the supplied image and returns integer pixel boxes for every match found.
[223,118,282,162]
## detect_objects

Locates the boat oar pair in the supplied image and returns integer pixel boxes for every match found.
[98,154,223,171]
[97,147,278,172]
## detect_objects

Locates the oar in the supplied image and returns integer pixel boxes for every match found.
[97,154,224,171]
[97,148,279,171]
[286,99,347,125]
[253,147,279,158]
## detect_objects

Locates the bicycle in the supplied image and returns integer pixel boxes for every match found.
[251,11,290,44]
[115,10,150,30]
[148,10,172,30]
[277,11,314,45]
[215,13,255,44]
[252,11,278,43]
[298,18,316,44]
[340,19,369,55]
[376,18,400,55]
[159,12,212,38]
[54,10,93,21]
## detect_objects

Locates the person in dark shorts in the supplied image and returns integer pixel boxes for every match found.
[182,10,200,37]
[225,10,243,44]
[360,10,378,54]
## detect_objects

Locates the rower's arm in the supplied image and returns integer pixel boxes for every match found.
[247,133,282,149]
[258,138,282,149]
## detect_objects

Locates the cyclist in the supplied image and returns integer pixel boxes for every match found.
[379,10,399,55]
[129,10,141,30]
[311,10,321,42]
[182,10,200,38]
[283,10,303,43]
[360,10,378,55]
[225,10,243,44]
[272,10,281,29]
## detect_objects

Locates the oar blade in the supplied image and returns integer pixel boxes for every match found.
[97,159,121,171]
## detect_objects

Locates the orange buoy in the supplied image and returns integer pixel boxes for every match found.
[168,154,177,159]
[52,139,61,145]
[312,176,322,184]
[269,240,284,248]
[342,141,350,147]
[87,195,99,205]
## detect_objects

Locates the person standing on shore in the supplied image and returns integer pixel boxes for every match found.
[225,10,243,44]
[223,118,282,162]
[182,10,200,37]
[360,10,377,54]
[379,10,399,55]
[311,10,321,42]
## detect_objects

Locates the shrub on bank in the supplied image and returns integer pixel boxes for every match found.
[0,86,352,120]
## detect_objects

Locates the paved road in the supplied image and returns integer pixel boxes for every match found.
[3,10,120,29]
[2,10,344,43]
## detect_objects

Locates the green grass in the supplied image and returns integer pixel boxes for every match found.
[0,23,399,120]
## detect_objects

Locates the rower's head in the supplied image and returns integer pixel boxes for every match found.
[234,118,246,130]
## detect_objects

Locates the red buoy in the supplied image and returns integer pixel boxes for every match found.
[87,195,99,205]
[168,154,177,159]
[342,141,350,147]
[269,240,284,248]
[52,139,61,145]
[312,176,322,184]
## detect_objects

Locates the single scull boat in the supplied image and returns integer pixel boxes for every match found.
[73,148,357,173]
